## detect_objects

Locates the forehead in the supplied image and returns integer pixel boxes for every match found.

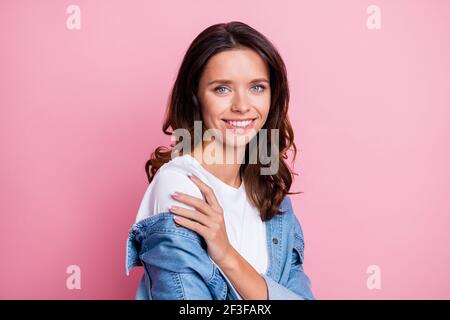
[201,48,269,81]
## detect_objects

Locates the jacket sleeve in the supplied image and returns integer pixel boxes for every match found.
[137,225,215,300]
[260,264,315,300]
[260,205,315,300]
[144,264,214,300]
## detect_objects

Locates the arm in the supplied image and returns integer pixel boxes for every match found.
[218,237,314,300]
[138,227,215,300]
[217,246,268,300]
[169,176,315,300]
[220,198,315,300]
[132,169,216,299]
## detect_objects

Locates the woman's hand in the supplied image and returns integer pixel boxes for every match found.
[169,173,233,266]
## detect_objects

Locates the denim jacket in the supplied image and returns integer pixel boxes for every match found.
[125,195,315,300]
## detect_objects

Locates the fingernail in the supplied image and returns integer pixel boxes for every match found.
[169,206,178,212]
[172,192,181,198]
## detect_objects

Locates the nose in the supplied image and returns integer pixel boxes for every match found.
[231,89,251,113]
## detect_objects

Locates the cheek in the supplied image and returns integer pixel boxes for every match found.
[262,100,271,117]
[256,96,271,122]
[200,94,228,122]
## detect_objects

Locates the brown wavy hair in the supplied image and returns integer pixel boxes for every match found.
[145,21,300,221]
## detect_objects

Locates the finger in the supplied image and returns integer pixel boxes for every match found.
[173,215,208,237]
[171,192,215,216]
[169,206,212,227]
[187,173,221,211]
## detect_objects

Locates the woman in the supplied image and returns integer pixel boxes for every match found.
[126,21,315,300]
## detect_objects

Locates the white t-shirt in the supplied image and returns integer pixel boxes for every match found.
[135,153,268,276]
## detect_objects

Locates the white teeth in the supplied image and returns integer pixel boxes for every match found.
[226,120,252,128]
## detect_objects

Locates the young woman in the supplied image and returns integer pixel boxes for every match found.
[126,21,315,300]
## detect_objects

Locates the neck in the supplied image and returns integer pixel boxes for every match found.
[190,140,245,189]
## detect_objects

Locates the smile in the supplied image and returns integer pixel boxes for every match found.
[222,118,256,130]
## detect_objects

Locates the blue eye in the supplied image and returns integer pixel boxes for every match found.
[214,86,230,94]
[251,84,266,93]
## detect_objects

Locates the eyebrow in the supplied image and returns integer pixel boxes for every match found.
[207,78,270,86]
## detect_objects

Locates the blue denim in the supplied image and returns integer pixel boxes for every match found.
[125,196,315,300]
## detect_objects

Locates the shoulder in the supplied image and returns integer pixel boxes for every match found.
[154,155,202,185]
[152,158,204,207]
[135,156,204,222]
[153,163,197,193]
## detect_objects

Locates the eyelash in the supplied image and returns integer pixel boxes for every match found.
[214,84,266,94]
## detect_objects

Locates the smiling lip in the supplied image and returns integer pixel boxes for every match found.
[222,118,257,132]
[222,118,256,121]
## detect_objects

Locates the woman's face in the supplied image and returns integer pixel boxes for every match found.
[196,47,271,149]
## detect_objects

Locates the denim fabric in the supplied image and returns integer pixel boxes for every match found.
[126,196,315,300]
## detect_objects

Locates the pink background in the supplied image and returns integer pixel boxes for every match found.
[1,0,449,299]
